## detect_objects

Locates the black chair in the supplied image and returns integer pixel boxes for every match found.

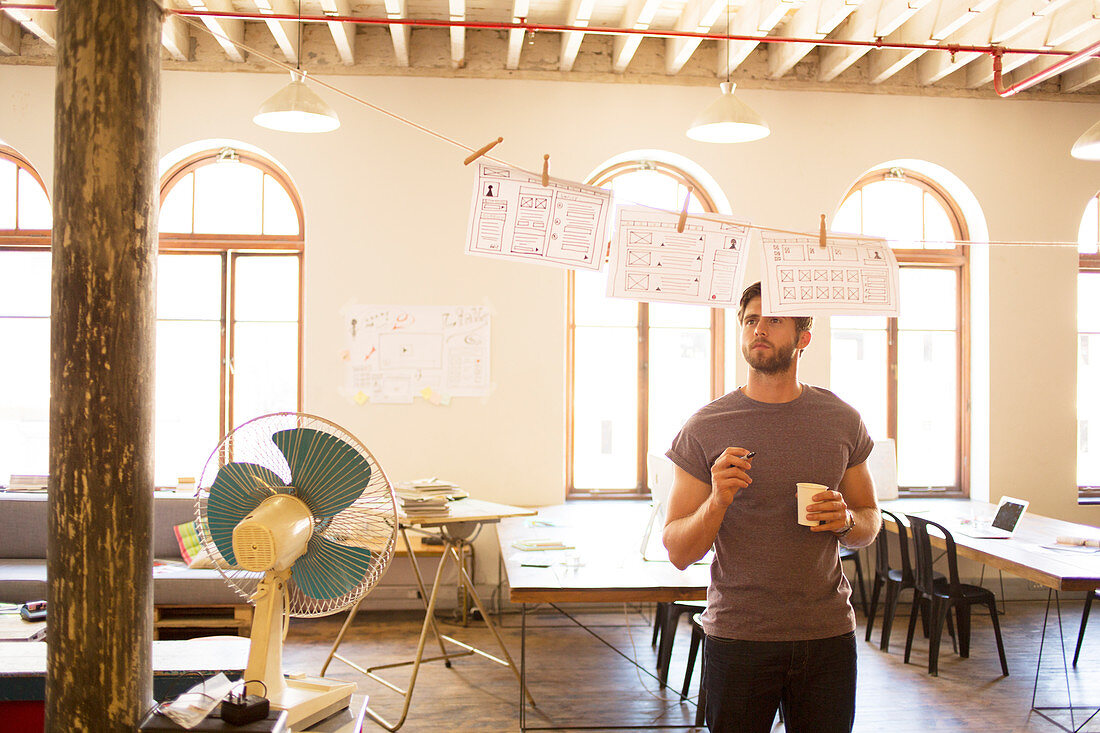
[904,514,1008,677]
[682,613,706,727]
[840,546,868,617]
[865,509,946,651]
[653,600,706,686]
[1073,589,1097,667]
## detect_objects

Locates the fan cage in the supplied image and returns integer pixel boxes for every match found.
[195,412,398,617]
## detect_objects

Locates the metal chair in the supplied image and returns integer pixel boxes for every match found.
[1073,589,1097,667]
[865,509,946,650]
[904,514,1008,677]
[840,545,868,617]
[653,600,706,686]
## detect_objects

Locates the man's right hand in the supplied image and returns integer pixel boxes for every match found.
[710,447,754,509]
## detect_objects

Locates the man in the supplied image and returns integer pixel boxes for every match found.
[662,281,880,733]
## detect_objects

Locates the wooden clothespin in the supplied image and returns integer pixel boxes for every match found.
[541,154,550,187]
[677,186,695,233]
[819,214,827,248]
[463,136,504,166]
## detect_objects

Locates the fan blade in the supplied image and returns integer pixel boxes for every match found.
[291,535,373,600]
[272,428,371,519]
[207,462,287,566]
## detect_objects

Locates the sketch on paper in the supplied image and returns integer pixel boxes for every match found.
[605,206,752,307]
[759,231,900,316]
[342,305,490,404]
[465,162,612,271]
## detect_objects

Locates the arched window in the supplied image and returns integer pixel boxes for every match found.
[568,158,726,497]
[830,167,970,495]
[1076,194,1100,501]
[0,146,52,486]
[156,147,303,486]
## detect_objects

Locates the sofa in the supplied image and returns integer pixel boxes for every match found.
[0,491,251,637]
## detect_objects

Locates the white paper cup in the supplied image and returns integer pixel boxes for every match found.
[796,482,829,526]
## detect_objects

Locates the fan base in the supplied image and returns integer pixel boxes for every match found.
[271,675,355,729]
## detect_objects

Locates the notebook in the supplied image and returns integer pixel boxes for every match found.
[956,496,1029,539]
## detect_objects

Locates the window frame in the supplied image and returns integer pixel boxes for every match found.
[0,145,51,249]
[1080,202,1100,501]
[158,149,305,441]
[837,168,971,497]
[566,159,726,499]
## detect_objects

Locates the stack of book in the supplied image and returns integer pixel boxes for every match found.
[5,474,48,492]
[394,478,467,518]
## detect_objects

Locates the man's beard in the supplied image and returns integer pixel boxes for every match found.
[742,339,798,375]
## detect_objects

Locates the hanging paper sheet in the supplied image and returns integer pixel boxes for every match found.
[342,305,490,404]
[605,205,752,307]
[465,162,612,271]
[759,231,900,317]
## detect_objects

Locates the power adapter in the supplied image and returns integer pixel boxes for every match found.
[220,692,270,726]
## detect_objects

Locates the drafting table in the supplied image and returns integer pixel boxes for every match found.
[498,501,709,731]
[881,498,1100,732]
[321,498,536,732]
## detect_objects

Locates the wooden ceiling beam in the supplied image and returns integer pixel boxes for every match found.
[182,0,246,62]
[991,0,1073,43]
[161,13,190,61]
[0,12,21,55]
[767,0,862,78]
[866,1,937,83]
[255,0,300,65]
[1046,0,1100,46]
[450,0,466,68]
[916,10,994,84]
[1061,55,1100,90]
[506,0,530,69]
[666,0,728,75]
[384,0,411,66]
[613,0,666,73]
[561,0,598,71]
[318,0,356,65]
[817,0,928,81]
[4,2,55,48]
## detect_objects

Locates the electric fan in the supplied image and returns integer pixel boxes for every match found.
[195,412,397,729]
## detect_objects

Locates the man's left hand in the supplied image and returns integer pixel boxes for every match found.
[806,490,851,533]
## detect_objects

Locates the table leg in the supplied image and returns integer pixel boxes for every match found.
[1031,589,1100,733]
[446,543,536,706]
[399,526,452,664]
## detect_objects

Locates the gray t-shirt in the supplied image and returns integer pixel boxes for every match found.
[666,385,873,642]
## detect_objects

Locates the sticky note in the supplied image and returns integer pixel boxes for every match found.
[353,391,369,405]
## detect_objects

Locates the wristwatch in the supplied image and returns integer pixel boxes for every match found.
[833,510,855,539]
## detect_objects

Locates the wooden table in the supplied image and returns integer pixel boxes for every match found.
[321,498,536,732]
[0,613,45,642]
[881,498,1100,732]
[498,501,710,731]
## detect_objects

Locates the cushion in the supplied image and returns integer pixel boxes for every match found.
[0,495,49,558]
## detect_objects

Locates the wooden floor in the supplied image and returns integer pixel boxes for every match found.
[284,598,1100,732]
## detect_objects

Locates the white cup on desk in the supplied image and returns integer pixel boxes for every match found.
[796,483,829,526]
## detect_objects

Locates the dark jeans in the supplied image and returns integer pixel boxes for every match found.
[701,631,857,733]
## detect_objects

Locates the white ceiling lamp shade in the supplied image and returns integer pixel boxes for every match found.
[687,82,770,143]
[1071,119,1100,160]
[253,71,340,133]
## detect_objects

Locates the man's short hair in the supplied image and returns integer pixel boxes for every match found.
[737,281,813,333]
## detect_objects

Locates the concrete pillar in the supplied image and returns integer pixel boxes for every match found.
[48,1,162,729]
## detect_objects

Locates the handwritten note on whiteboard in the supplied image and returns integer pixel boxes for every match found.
[465,163,612,271]
[342,305,490,404]
[605,206,752,307]
[759,232,900,317]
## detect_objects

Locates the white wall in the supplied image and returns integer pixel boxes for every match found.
[3,64,1099,590]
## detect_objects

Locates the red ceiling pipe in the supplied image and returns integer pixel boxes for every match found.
[992,40,1100,97]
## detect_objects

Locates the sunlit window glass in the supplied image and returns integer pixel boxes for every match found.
[829,169,967,492]
[1078,272,1100,488]
[0,251,51,484]
[572,163,719,493]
